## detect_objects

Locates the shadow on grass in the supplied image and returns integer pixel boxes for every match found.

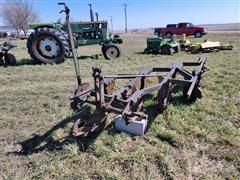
[0,59,42,67]
[0,54,105,68]
[171,85,192,107]
[0,59,40,67]
[12,91,191,156]
[77,54,103,60]
[12,113,80,155]
[144,91,192,132]
[12,107,115,156]
[15,59,40,66]
[134,52,160,55]
[134,52,145,55]
[171,95,192,106]
[143,94,162,132]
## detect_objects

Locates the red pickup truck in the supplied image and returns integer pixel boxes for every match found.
[154,22,207,38]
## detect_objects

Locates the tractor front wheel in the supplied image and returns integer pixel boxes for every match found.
[102,43,121,60]
[27,28,70,64]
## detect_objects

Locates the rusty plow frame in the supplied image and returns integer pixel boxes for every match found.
[70,56,207,137]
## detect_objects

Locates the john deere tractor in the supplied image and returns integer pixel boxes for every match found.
[27,4,122,64]
[144,36,179,55]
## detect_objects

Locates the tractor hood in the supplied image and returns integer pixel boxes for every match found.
[28,23,61,30]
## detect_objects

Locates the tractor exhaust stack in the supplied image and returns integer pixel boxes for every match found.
[95,12,99,22]
[88,4,94,22]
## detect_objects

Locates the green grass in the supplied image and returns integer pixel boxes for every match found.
[0,33,240,179]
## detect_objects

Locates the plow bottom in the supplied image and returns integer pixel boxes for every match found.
[72,111,108,137]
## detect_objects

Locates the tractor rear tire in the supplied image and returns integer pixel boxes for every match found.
[5,53,16,65]
[102,43,121,60]
[27,28,70,64]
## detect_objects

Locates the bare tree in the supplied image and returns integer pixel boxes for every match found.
[2,0,40,36]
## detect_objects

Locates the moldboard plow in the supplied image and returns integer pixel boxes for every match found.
[70,56,207,137]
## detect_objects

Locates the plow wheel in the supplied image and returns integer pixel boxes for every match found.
[72,110,108,138]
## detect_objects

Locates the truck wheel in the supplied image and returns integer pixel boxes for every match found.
[27,28,70,64]
[165,32,172,39]
[5,53,16,65]
[103,43,121,60]
[194,31,202,38]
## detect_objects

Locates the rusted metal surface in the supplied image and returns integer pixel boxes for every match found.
[72,110,108,137]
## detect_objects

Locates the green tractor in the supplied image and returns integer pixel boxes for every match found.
[27,4,123,64]
[144,36,179,55]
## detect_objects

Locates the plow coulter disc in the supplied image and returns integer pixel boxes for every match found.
[72,111,108,137]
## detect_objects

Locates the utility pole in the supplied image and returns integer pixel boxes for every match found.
[123,3,128,33]
[110,16,113,33]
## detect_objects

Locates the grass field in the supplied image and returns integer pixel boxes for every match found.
[0,33,240,179]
